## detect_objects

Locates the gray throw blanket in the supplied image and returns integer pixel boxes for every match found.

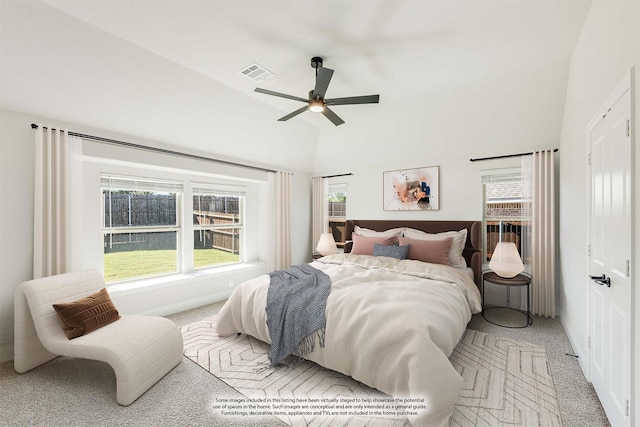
[266,264,331,367]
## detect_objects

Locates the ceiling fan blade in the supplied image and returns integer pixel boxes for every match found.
[321,107,345,126]
[255,88,308,103]
[277,106,309,122]
[312,67,334,99]
[325,94,380,106]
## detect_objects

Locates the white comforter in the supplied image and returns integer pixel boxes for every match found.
[216,254,482,427]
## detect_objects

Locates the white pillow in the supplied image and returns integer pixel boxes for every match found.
[402,228,468,268]
[354,225,404,237]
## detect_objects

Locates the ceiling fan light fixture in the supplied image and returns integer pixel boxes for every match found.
[254,56,379,125]
[309,99,325,112]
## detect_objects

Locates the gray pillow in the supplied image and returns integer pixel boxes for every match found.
[372,243,410,260]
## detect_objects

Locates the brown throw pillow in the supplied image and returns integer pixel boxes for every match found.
[398,236,453,266]
[351,234,398,255]
[53,288,121,339]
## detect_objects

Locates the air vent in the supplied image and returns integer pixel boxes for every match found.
[240,63,273,82]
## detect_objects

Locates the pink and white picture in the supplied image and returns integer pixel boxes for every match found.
[383,166,439,211]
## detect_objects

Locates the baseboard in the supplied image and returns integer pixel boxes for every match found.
[560,315,590,380]
[137,290,232,317]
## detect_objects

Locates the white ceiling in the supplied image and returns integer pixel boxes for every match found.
[0,0,591,170]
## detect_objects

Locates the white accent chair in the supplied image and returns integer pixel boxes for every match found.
[14,269,183,405]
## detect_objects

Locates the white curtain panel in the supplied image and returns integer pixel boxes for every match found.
[33,126,83,278]
[268,171,293,271]
[522,150,556,317]
[311,176,328,251]
[68,136,84,272]
[521,159,532,275]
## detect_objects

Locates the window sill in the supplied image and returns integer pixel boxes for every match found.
[107,261,266,296]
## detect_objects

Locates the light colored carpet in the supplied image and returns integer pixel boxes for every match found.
[450,329,561,426]
[181,315,562,426]
[1,302,608,427]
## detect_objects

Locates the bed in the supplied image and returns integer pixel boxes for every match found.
[216,220,483,427]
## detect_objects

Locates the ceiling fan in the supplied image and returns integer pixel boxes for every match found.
[254,56,380,126]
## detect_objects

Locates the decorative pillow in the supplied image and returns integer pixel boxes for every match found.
[398,236,453,266]
[351,234,398,255]
[53,288,121,340]
[402,228,468,268]
[354,225,404,237]
[372,243,410,260]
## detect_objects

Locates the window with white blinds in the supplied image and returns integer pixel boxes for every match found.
[481,170,529,263]
[192,183,246,269]
[100,175,249,282]
[101,174,183,282]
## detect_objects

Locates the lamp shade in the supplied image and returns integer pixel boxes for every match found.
[489,242,524,278]
[316,233,337,256]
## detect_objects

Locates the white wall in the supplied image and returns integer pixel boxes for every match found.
[0,111,35,362]
[313,58,567,220]
[312,45,569,312]
[0,0,321,174]
[0,108,313,362]
[557,0,640,423]
[311,8,639,422]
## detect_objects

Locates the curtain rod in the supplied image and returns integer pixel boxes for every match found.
[469,148,558,162]
[322,173,353,179]
[30,123,277,173]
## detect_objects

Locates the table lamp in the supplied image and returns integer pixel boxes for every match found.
[316,233,337,256]
[489,242,524,278]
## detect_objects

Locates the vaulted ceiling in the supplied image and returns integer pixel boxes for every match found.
[0,0,591,171]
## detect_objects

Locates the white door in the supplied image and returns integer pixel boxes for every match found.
[588,84,631,427]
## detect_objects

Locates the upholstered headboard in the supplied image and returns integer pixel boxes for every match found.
[344,219,483,290]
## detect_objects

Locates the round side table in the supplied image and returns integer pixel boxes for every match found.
[482,270,533,328]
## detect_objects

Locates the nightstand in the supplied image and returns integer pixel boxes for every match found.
[482,270,532,328]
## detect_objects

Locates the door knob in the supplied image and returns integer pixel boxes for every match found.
[589,274,611,287]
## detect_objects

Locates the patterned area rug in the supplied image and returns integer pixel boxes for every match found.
[181,316,562,426]
[449,330,562,426]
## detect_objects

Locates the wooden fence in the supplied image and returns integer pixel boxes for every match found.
[103,192,177,227]
[194,211,240,254]
[329,201,346,217]
[103,192,240,254]
[485,220,530,263]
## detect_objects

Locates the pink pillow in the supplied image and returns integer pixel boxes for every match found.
[398,236,453,266]
[351,234,398,255]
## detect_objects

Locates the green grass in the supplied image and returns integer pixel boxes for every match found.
[194,248,239,268]
[104,248,239,283]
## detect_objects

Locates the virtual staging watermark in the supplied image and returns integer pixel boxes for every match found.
[212,396,426,419]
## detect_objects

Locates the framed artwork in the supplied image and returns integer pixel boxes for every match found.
[383,166,439,211]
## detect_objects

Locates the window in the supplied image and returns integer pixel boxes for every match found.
[192,184,245,269]
[482,172,530,263]
[102,175,183,283]
[101,175,248,283]
[328,183,347,248]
